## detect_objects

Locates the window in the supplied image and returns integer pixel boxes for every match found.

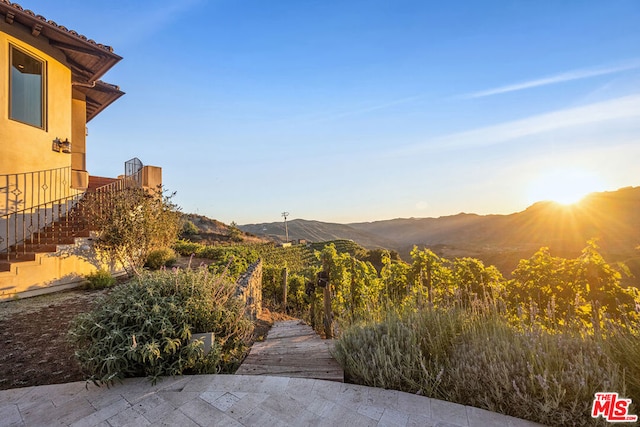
[9,46,45,128]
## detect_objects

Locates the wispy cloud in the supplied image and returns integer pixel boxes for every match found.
[254,94,425,129]
[463,60,640,99]
[112,0,205,47]
[394,93,640,155]
[309,95,424,123]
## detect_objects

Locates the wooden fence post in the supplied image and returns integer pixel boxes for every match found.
[323,280,333,339]
[282,267,288,313]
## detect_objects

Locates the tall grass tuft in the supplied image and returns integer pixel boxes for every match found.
[602,325,640,417]
[333,308,632,426]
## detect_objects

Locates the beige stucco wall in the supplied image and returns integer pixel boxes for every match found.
[0,22,75,176]
[142,165,163,190]
[0,236,124,300]
[71,96,87,170]
[71,95,88,190]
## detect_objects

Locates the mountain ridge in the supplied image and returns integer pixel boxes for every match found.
[239,186,640,281]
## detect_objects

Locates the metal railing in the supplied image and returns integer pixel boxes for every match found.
[1,194,87,259]
[0,166,81,216]
[1,163,147,261]
[88,171,144,227]
[1,167,85,259]
[92,171,142,195]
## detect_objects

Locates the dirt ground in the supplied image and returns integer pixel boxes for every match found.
[0,289,105,390]
[0,282,279,391]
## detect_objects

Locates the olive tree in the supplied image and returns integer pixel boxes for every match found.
[85,186,181,274]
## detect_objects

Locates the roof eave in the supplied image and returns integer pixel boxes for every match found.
[0,1,122,81]
[77,81,125,122]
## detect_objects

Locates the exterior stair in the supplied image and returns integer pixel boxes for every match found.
[0,176,105,274]
[1,175,119,274]
[0,170,153,298]
[88,175,119,191]
[0,211,91,273]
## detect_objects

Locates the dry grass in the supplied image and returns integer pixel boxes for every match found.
[333,308,637,426]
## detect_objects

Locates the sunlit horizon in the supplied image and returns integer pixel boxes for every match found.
[525,168,608,207]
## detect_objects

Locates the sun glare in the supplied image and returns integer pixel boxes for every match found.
[527,169,605,206]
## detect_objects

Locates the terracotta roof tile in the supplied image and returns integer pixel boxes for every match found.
[0,0,115,53]
[0,1,123,120]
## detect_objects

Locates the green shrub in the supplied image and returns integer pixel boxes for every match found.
[68,268,253,386]
[84,186,181,274]
[145,247,177,270]
[85,269,116,289]
[174,239,203,256]
[181,219,199,236]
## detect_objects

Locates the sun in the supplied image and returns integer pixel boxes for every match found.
[527,169,605,206]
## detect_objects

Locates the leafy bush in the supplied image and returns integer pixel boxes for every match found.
[84,186,181,274]
[181,219,199,236]
[174,239,202,256]
[227,221,242,242]
[85,269,116,289]
[145,247,177,270]
[68,268,253,386]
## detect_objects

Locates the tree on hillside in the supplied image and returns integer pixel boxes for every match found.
[364,248,401,273]
[227,221,242,242]
[180,218,199,236]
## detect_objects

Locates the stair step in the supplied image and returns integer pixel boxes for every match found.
[20,243,58,253]
[45,222,89,230]
[1,252,37,263]
[32,230,90,239]
[88,176,119,190]
[27,236,77,245]
[0,253,38,272]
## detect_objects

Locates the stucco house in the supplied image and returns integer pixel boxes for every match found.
[0,1,161,298]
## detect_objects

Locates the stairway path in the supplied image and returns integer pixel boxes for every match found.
[236,320,345,382]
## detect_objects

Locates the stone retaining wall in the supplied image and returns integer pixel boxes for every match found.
[236,259,262,320]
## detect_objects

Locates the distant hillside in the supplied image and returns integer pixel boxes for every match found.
[239,219,396,249]
[182,214,269,245]
[352,186,640,249]
[240,186,640,281]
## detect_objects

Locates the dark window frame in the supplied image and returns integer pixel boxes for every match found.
[9,44,47,129]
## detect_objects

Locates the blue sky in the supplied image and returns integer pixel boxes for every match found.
[26,1,640,224]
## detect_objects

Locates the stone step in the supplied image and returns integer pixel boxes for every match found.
[35,228,91,237]
[0,252,38,272]
[27,235,78,244]
[17,243,58,253]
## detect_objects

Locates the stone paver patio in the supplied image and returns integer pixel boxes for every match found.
[0,374,544,426]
